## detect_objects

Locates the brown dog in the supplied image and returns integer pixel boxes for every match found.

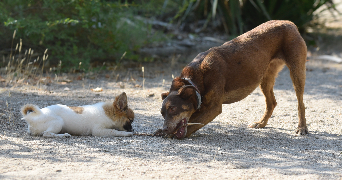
[155,20,308,139]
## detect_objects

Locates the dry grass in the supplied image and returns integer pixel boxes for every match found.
[1,31,52,87]
[0,31,130,89]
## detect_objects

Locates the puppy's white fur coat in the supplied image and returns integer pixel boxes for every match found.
[21,92,134,138]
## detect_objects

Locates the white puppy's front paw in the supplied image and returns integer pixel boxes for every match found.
[124,132,133,137]
[43,132,55,138]
[62,133,71,138]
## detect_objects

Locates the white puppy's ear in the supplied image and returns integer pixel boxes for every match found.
[115,92,128,111]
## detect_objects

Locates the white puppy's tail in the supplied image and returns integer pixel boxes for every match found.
[21,104,42,116]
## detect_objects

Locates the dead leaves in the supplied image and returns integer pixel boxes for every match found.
[0,76,6,82]
[91,87,103,92]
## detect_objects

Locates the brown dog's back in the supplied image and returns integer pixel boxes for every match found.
[183,20,306,104]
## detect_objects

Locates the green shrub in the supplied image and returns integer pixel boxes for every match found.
[0,0,164,70]
[1,0,337,71]
[172,0,337,35]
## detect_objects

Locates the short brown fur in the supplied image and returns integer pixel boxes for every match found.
[68,106,84,114]
[21,105,35,115]
[103,103,134,127]
[102,93,134,131]
[156,20,308,139]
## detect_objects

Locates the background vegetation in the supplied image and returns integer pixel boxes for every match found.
[0,0,337,70]
[173,0,336,35]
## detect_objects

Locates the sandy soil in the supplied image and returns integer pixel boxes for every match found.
[0,56,341,179]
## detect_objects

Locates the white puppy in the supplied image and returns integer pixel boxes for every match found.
[21,92,134,138]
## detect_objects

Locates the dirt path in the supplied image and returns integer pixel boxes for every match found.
[0,57,341,179]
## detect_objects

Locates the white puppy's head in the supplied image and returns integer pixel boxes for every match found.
[103,92,134,132]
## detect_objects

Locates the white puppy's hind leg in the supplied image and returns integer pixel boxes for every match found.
[43,132,71,138]
[42,117,71,138]
[92,127,133,137]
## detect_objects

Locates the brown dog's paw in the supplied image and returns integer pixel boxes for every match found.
[295,126,308,135]
[248,122,259,128]
[248,122,266,128]
[153,129,176,138]
[153,129,167,137]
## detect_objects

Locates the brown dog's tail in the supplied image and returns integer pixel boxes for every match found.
[21,104,41,116]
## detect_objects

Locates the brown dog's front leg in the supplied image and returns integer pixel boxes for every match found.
[153,128,175,138]
[185,105,222,137]
[153,129,166,137]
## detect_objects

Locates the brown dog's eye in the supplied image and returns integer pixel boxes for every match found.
[168,106,177,113]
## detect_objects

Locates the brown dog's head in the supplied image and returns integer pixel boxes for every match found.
[160,81,201,139]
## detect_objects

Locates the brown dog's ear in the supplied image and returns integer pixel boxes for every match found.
[178,85,195,100]
[178,86,200,109]
[161,92,169,100]
[114,92,128,111]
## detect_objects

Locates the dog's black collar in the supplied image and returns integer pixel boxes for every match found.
[182,78,202,110]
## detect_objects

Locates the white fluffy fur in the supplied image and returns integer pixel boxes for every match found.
[21,102,133,138]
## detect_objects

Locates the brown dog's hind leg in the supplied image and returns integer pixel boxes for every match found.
[284,35,308,135]
[249,59,285,129]
[288,60,308,135]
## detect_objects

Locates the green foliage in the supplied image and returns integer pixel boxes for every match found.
[241,0,336,33]
[1,0,337,71]
[0,0,164,69]
[172,0,337,35]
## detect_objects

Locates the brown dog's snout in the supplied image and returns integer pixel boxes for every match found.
[162,125,172,134]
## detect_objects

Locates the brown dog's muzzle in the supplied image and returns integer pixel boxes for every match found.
[163,118,188,139]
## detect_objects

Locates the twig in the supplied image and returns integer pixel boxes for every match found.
[133,133,155,136]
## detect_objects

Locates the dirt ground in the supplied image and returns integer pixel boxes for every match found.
[0,51,341,179]
[1,6,342,177]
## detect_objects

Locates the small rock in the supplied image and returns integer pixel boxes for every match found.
[120,82,125,89]
[147,93,155,97]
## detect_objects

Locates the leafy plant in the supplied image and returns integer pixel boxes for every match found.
[241,0,337,32]
[171,0,338,35]
[0,0,165,70]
